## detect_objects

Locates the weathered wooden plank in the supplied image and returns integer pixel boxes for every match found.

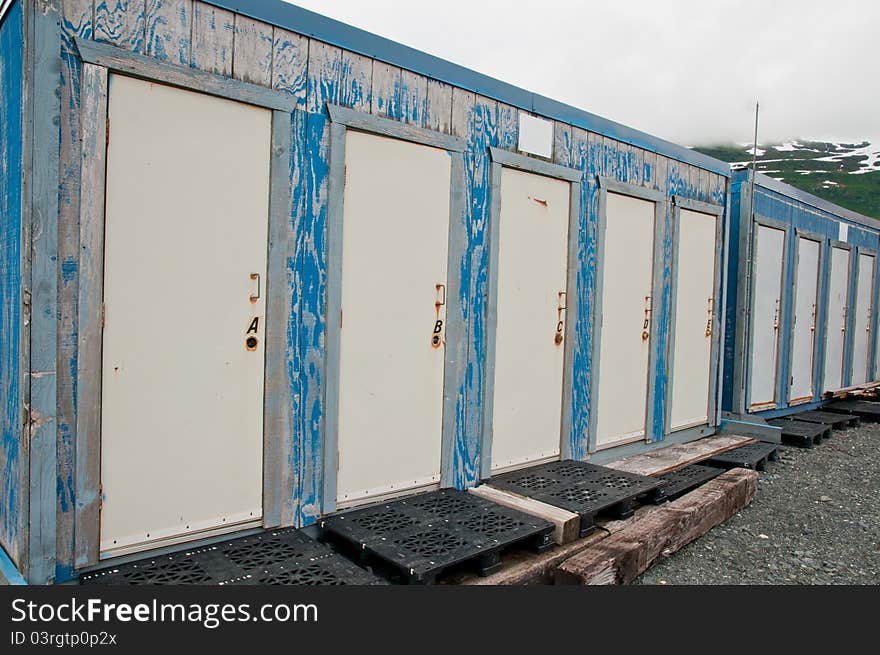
[370,60,399,119]
[470,485,580,545]
[232,14,272,87]
[55,49,82,582]
[605,434,755,477]
[556,468,758,584]
[94,0,144,53]
[553,121,572,168]
[144,0,191,65]
[425,78,452,134]
[61,0,93,52]
[298,39,342,524]
[398,68,426,126]
[270,27,308,107]
[27,0,64,583]
[74,62,109,567]
[460,94,497,487]
[0,0,26,569]
[338,49,371,112]
[190,0,233,76]
[495,103,517,151]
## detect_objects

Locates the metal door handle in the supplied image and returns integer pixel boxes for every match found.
[435,284,446,307]
[558,291,567,311]
[705,296,714,337]
[642,295,652,341]
[250,273,261,302]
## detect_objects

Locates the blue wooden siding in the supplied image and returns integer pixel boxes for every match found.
[724,170,880,417]
[51,0,729,580]
[0,0,25,567]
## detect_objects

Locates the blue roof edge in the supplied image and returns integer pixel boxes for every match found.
[209,0,730,177]
[732,169,880,231]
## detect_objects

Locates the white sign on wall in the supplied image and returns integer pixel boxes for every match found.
[839,222,849,242]
[518,113,553,159]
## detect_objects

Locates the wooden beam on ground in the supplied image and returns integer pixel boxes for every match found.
[469,485,580,545]
[824,381,880,399]
[555,468,758,585]
[605,435,755,477]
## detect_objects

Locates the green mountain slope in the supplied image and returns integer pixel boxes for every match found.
[692,140,880,219]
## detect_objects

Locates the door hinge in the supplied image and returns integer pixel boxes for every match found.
[98,485,103,511]
[101,304,106,328]
[106,117,110,146]
[344,165,347,186]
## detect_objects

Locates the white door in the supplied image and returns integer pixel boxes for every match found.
[824,246,850,392]
[596,192,656,448]
[748,225,785,410]
[100,75,270,556]
[669,209,717,431]
[337,130,450,506]
[851,253,874,385]
[490,168,570,472]
[789,237,820,403]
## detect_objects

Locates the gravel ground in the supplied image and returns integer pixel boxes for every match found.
[635,420,880,584]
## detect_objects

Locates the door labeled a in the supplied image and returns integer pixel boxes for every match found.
[100,75,270,555]
[789,237,820,403]
[851,253,874,385]
[824,246,850,393]
[595,192,657,449]
[669,209,717,431]
[748,225,785,410]
[490,168,570,472]
[337,131,451,506]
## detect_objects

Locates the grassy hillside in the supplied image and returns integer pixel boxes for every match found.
[693,140,880,219]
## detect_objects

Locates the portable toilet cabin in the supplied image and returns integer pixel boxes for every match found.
[723,169,880,423]
[0,0,731,584]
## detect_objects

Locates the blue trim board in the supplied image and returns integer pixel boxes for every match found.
[0,0,24,571]
[207,0,728,176]
[0,542,26,585]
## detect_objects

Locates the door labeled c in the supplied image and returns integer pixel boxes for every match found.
[100,75,270,556]
[489,168,570,472]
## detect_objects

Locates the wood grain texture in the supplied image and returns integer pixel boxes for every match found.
[425,78,452,134]
[232,14,272,87]
[55,49,82,582]
[144,0,191,65]
[470,485,580,545]
[190,0,233,76]
[270,27,307,106]
[61,0,93,52]
[27,0,64,583]
[398,68,426,126]
[495,103,517,152]
[605,434,755,477]
[556,468,758,584]
[297,39,341,524]
[94,0,144,53]
[369,60,399,119]
[0,0,25,568]
[338,49,371,112]
[73,63,108,568]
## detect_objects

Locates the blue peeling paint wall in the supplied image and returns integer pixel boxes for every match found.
[0,0,25,568]
[50,0,730,580]
[724,170,880,418]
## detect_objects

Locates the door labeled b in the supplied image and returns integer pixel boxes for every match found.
[489,168,571,472]
[100,75,270,556]
[824,246,850,393]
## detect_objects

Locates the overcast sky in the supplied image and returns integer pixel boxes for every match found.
[288,0,880,146]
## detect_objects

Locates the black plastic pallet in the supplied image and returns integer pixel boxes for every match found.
[488,460,664,536]
[706,442,779,471]
[80,528,385,585]
[788,410,859,430]
[768,418,830,448]
[651,464,725,503]
[823,399,880,421]
[320,490,554,584]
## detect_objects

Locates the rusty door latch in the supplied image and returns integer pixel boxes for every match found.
[555,291,567,345]
[432,283,446,348]
[642,295,652,341]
